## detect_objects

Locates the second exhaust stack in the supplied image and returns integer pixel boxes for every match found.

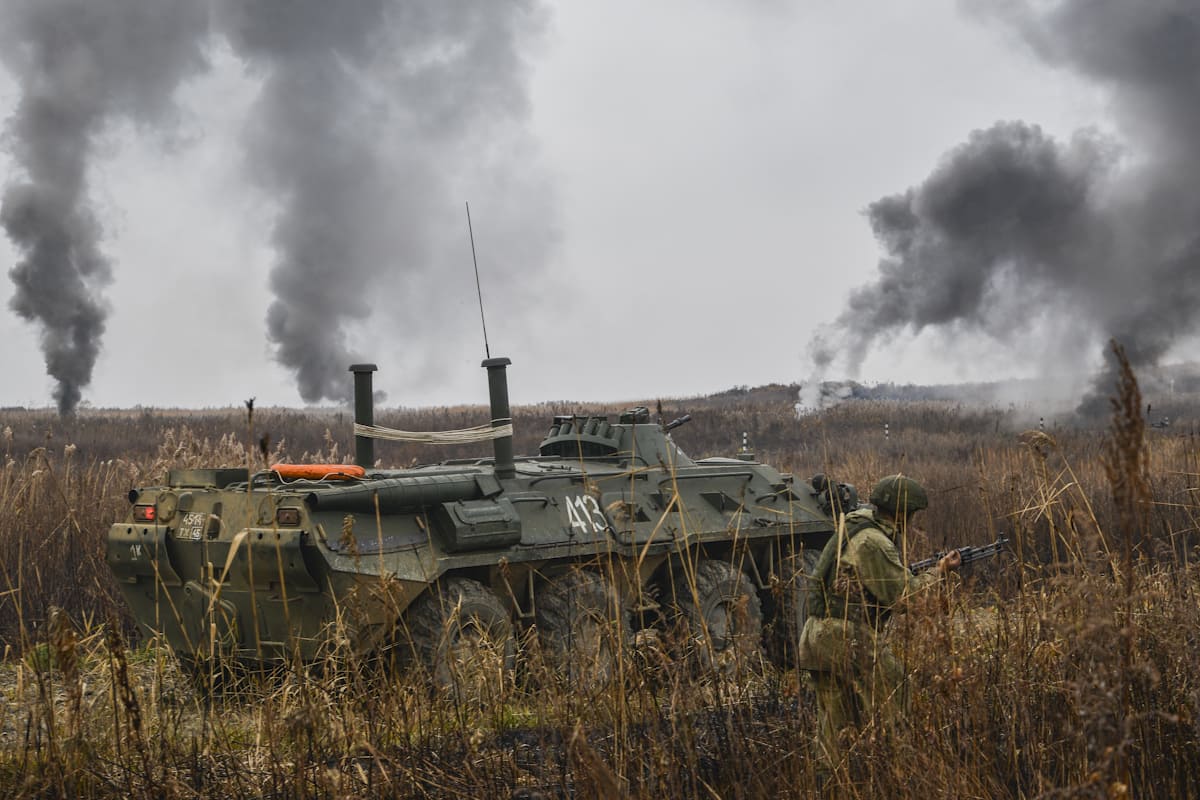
[483,357,515,479]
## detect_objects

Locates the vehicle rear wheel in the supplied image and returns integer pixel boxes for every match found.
[670,558,762,672]
[397,577,515,697]
[535,568,629,687]
[766,546,823,667]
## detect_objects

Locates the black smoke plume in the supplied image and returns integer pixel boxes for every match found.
[808,0,1200,419]
[2,0,552,411]
[0,1,209,414]
[215,1,552,403]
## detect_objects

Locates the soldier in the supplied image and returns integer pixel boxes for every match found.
[797,474,961,767]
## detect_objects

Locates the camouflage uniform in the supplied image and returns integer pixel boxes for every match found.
[797,505,943,765]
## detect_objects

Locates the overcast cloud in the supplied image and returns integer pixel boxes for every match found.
[4,1,1167,413]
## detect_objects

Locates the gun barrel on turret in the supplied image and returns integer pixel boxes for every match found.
[664,414,692,432]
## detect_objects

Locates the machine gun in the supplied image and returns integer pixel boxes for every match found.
[909,535,1009,574]
[664,414,692,432]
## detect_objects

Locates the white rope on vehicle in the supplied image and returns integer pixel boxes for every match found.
[352,421,513,445]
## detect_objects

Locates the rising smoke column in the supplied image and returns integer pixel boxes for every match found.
[0,1,210,414]
[213,1,552,403]
[1,0,553,410]
[809,0,1200,418]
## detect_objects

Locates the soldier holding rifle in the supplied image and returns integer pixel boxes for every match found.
[797,474,961,766]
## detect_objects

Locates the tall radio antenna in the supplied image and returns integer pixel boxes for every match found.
[465,201,491,359]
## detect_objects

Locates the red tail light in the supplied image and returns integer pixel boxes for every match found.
[276,508,301,526]
[133,504,156,523]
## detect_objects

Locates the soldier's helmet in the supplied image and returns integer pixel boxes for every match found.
[869,474,928,515]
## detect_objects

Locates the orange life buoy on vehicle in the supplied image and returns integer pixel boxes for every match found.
[271,463,366,481]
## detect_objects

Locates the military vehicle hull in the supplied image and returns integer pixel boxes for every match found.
[107,359,848,676]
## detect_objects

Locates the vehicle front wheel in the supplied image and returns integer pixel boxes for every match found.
[767,545,823,667]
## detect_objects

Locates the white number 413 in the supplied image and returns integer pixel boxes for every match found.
[565,495,607,534]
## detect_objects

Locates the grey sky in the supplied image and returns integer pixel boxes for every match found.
[1,1,1146,411]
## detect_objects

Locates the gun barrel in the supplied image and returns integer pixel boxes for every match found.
[909,535,1008,574]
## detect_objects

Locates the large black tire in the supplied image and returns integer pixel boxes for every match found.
[397,577,515,695]
[535,568,630,687]
[670,559,763,672]
[767,546,823,667]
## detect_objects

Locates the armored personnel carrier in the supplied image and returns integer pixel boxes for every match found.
[107,359,853,681]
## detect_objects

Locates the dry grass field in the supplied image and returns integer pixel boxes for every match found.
[0,356,1197,798]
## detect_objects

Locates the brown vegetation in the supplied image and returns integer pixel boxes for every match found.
[0,356,1197,798]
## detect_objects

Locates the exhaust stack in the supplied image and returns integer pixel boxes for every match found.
[349,363,377,468]
[482,357,515,479]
